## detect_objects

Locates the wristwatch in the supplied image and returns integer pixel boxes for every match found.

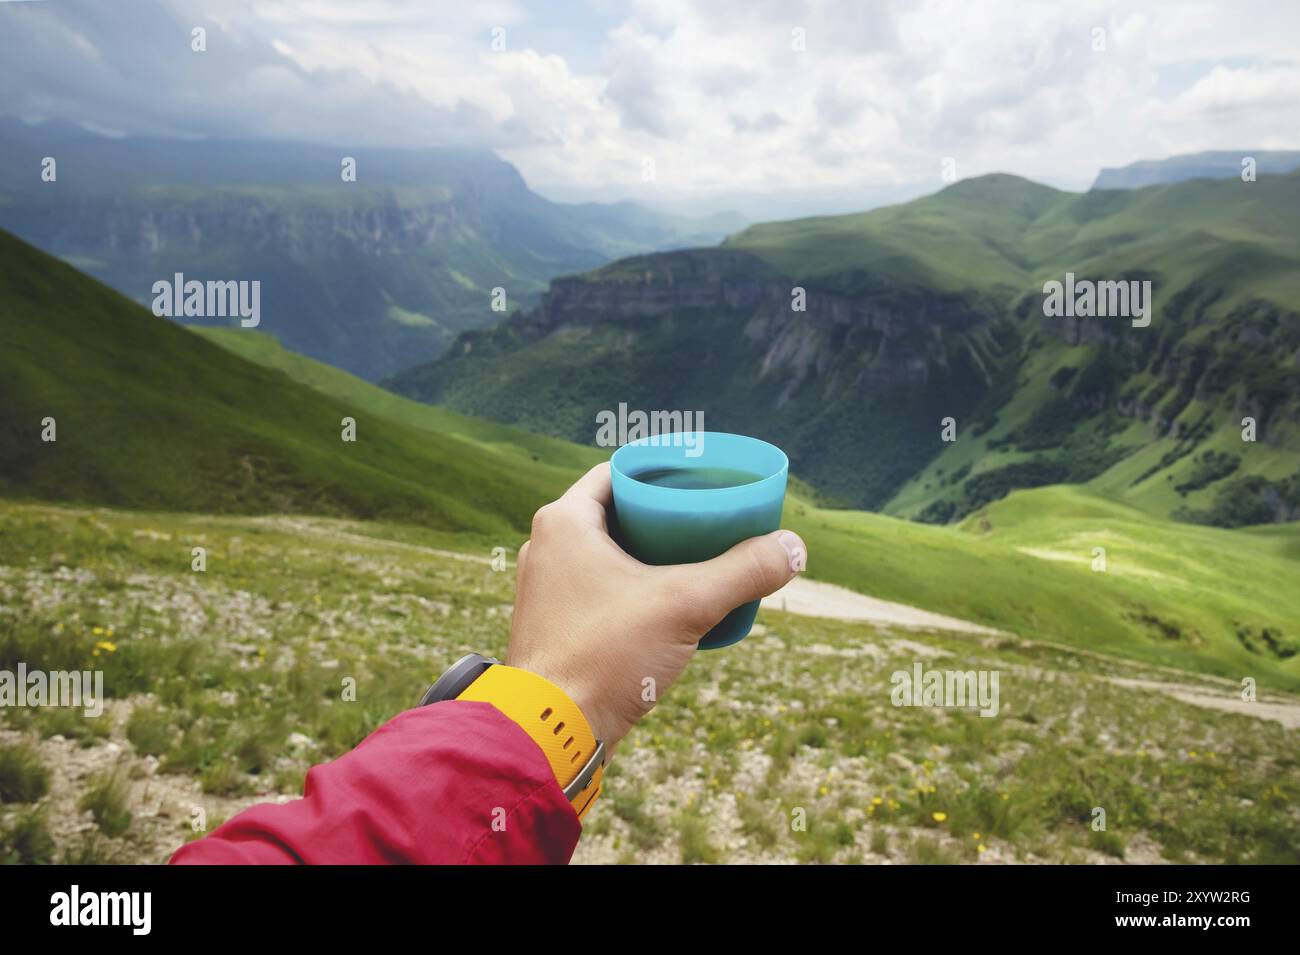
[419,653,606,820]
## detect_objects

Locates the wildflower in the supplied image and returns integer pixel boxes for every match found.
[932,812,947,823]
[972,833,981,840]
[818,786,828,796]
[1188,750,1198,758]
[872,796,883,806]
[978,844,987,854]
[92,626,104,636]
[94,641,117,653]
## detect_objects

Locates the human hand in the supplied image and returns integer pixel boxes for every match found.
[506,463,807,749]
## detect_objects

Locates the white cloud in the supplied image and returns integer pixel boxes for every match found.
[1,0,1297,211]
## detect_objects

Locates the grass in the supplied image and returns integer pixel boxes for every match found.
[77,768,132,837]
[1,499,1295,865]
[0,228,588,541]
[0,744,50,803]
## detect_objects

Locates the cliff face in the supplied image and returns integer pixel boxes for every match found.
[526,250,1002,394]
[393,247,1014,507]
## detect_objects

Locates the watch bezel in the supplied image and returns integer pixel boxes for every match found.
[418,652,498,707]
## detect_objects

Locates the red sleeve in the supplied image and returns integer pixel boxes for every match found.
[169,701,582,865]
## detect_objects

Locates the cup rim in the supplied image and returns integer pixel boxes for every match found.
[609,430,789,495]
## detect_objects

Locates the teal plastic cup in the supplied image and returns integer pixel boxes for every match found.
[609,431,789,649]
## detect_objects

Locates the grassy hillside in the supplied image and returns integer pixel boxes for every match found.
[0,228,582,540]
[787,486,1300,691]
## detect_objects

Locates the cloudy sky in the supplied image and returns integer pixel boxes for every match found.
[2,0,1298,217]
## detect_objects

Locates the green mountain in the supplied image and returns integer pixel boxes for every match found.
[0,120,741,382]
[0,227,590,540]
[389,171,1300,526]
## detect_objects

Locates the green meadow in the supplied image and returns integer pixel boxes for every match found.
[2,501,1297,865]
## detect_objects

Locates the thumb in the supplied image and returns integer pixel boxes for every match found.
[681,530,807,627]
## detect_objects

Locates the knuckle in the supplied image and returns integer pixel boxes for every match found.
[530,502,559,537]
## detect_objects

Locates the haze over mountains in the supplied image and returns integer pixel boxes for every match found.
[1093,151,1300,189]
[0,119,742,381]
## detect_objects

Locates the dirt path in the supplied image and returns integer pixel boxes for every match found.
[760,578,1300,729]
[1107,677,1300,729]
[760,576,1005,635]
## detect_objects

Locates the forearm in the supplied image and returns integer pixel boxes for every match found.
[169,701,581,865]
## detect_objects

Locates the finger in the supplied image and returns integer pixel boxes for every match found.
[560,462,613,528]
[674,530,807,627]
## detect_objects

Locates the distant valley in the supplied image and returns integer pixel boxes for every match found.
[0,119,741,381]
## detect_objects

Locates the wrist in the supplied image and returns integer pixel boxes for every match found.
[451,660,606,819]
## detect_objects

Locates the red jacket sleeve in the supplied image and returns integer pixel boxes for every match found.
[169,701,582,865]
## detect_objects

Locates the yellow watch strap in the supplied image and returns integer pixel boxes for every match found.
[456,665,604,820]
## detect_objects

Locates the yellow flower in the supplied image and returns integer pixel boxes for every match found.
[872,796,883,806]
[1188,750,1198,758]
[867,804,876,814]
[973,832,981,840]
[92,626,104,636]
[94,640,117,653]
[932,811,947,823]
[818,786,828,796]
[1000,792,1010,800]
[977,844,987,854]
[105,628,114,638]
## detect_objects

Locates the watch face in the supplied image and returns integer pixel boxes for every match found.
[419,653,496,705]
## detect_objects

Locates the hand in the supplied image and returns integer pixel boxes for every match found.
[506,462,807,749]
